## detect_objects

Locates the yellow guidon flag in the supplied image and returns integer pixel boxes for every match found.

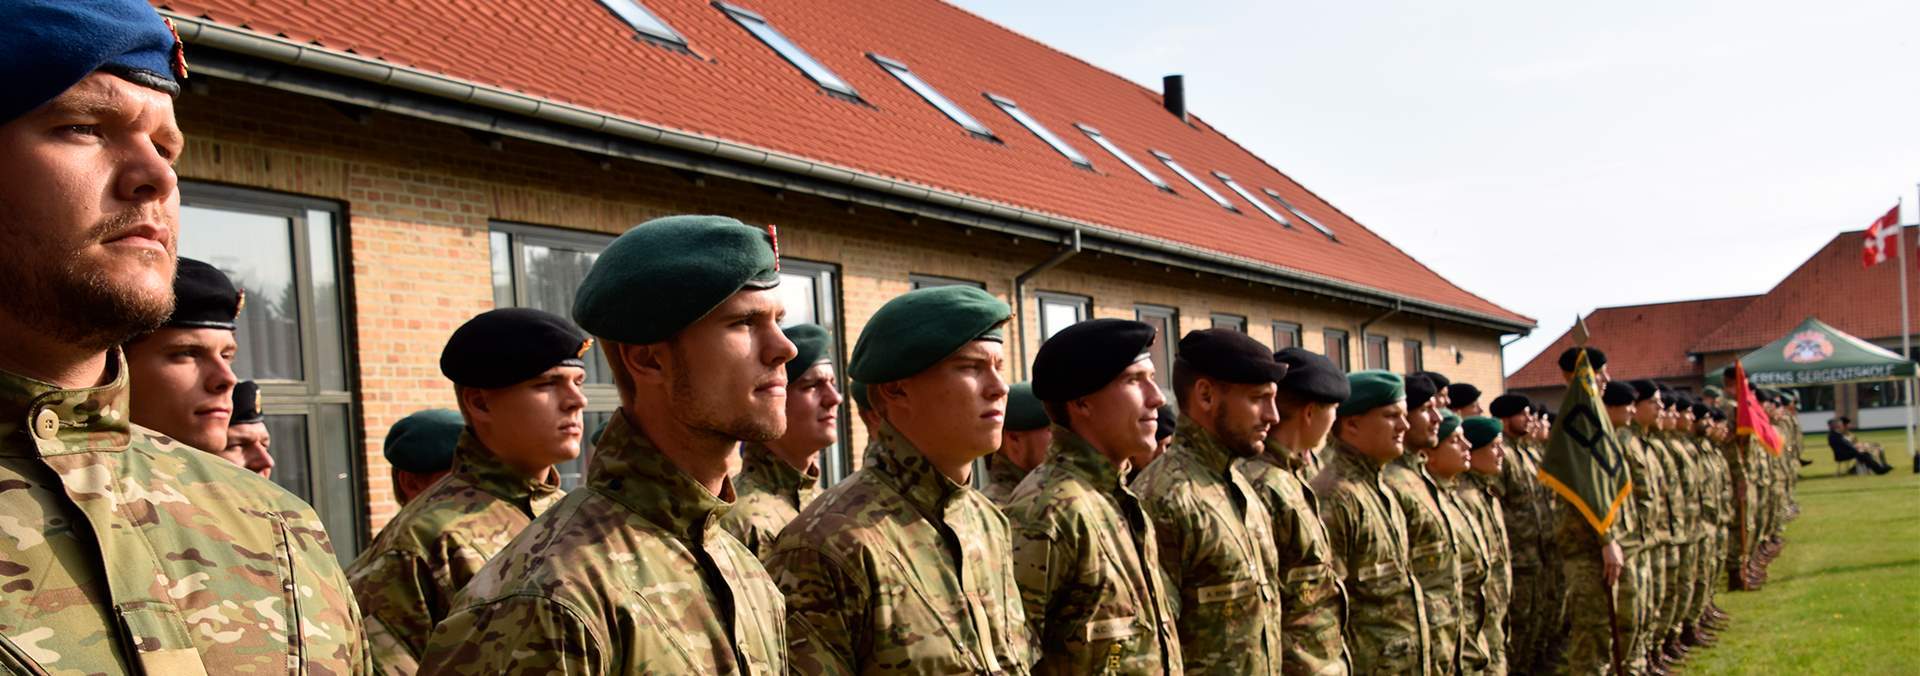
[1537,347,1633,535]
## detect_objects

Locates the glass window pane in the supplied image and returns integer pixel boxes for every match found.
[180,205,304,382]
[1366,335,1389,371]
[517,240,613,385]
[1077,125,1169,189]
[1151,151,1236,211]
[263,414,310,504]
[873,55,992,136]
[569,410,617,491]
[1215,172,1292,225]
[987,94,1091,168]
[777,272,820,326]
[307,210,348,392]
[1040,298,1083,341]
[595,0,685,44]
[1137,308,1177,392]
[1324,329,1350,371]
[316,404,360,563]
[721,4,858,97]
[1273,322,1300,350]
[490,231,514,308]
[1211,314,1245,332]
[1266,189,1338,239]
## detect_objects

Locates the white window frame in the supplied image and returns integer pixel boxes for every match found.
[1151,150,1237,211]
[716,2,860,98]
[1077,124,1170,190]
[985,93,1092,169]
[870,54,994,138]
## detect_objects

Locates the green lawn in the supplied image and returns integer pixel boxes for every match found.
[1689,429,1920,675]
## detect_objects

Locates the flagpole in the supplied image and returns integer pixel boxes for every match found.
[1905,189,1917,462]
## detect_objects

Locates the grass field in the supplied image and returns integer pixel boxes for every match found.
[1688,429,1920,675]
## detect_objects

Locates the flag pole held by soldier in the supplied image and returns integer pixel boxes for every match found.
[1538,320,1633,676]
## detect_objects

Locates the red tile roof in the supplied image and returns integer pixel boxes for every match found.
[155,0,1531,327]
[1505,295,1758,390]
[1690,226,1919,353]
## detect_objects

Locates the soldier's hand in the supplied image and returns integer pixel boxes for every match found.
[1602,541,1624,588]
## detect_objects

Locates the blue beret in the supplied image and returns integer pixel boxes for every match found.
[783,323,833,383]
[384,409,464,474]
[2,0,185,124]
[1463,417,1503,449]
[1005,382,1049,431]
[848,286,1010,383]
[1032,318,1155,402]
[230,380,264,425]
[1274,347,1349,404]
[168,258,241,331]
[441,308,592,389]
[1339,370,1405,417]
[572,215,779,344]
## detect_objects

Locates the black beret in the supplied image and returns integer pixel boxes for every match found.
[573,215,780,344]
[1175,329,1289,385]
[1032,319,1155,402]
[1690,402,1712,418]
[1005,382,1049,432]
[384,409,463,474]
[1488,393,1531,418]
[1273,347,1349,404]
[1558,346,1608,371]
[849,286,1010,383]
[1447,383,1482,408]
[1629,379,1658,402]
[1415,371,1451,390]
[2,0,185,125]
[1709,409,1728,422]
[1405,374,1438,410]
[782,324,833,383]
[441,308,592,389]
[1601,381,1636,407]
[230,380,265,425]
[168,258,243,331]
[1155,404,1176,440]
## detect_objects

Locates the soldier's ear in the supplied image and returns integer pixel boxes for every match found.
[616,340,668,386]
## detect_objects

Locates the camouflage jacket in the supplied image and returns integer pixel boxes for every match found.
[1131,417,1286,675]
[1655,431,1706,543]
[1685,434,1727,530]
[348,430,564,673]
[1431,475,1487,676]
[0,354,366,675]
[419,411,785,675]
[982,452,1031,505]
[717,443,820,558]
[1620,425,1670,553]
[1241,440,1350,676]
[1494,435,1554,572]
[1002,427,1182,674]
[763,421,1034,675]
[1383,452,1462,676]
[1454,472,1509,676]
[1313,440,1430,676]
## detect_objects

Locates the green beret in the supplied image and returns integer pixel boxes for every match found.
[384,409,464,474]
[1338,370,1406,417]
[783,323,833,383]
[1463,417,1503,449]
[848,286,1010,383]
[1703,385,1725,399]
[1437,409,1462,441]
[572,215,779,344]
[1005,382,1049,431]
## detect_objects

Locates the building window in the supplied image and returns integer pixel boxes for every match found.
[910,273,986,290]
[985,94,1092,169]
[179,183,360,563]
[1037,292,1090,342]
[870,54,993,138]
[1323,328,1351,371]
[1214,172,1292,225]
[1264,188,1337,240]
[594,0,686,45]
[775,259,851,484]
[1404,339,1424,373]
[1151,150,1237,211]
[1076,124,1170,191]
[1273,321,1302,350]
[1211,313,1247,333]
[716,2,860,99]
[1136,305,1180,392]
[1365,334,1389,371]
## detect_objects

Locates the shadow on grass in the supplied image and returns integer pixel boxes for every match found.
[1765,558,1920,584]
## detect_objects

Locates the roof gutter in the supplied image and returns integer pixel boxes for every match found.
[1012,229,1083,379]
[164,12,1532,335]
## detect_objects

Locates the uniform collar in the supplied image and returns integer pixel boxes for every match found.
[1260,438,1310,473]
[0,350,133,457]
[1173,414,1246,477]
[1046,426,1127,491]
[869,420,969,515]
[589,410,736,542]
[984,451,1028,487]
[739,442,820,496]
[1329,437,1390,476]
[452,429,563,510]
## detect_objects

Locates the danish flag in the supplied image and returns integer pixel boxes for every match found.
[1863,204,1901,268]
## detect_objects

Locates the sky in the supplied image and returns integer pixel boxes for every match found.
[952,0,1920,375]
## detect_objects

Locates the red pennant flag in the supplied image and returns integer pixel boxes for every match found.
[1730,361,1783,455]
[1863,204,1899,268]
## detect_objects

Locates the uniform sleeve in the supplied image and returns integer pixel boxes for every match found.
[764,544,866,676]
[1140,493,1188,595]
[349,549,435,672]
[1316,491,1354,580]
[417,595,603,676]
[1007,508,1072,646]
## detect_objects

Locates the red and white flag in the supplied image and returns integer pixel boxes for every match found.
[1863,204,1900,268]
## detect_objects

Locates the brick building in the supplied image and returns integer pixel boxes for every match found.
[155,0,1533,560]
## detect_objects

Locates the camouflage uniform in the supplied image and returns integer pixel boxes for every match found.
[1132,417,1287,674]
[1242,440,1351,675]
[349,431,565,673]
[982,452,1031,505]
[1547,479,1632,676]
[717,443,820,558]
[1619,424,1668,673]
[1313,439,1430,676]
[1433,474,1490,676]
[420,411,785,674]
[1003,427,1182,674]
[1653,430,1700,647]
[1494,433,1555,671]
[1382,451,1463,676]
[1687,433,1727,626]
[0,354,367,674]
[763,421,1034,674]
[1455,472,1510,676]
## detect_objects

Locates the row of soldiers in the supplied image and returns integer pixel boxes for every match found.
[0,2,1806,673]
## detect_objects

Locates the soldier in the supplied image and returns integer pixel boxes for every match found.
[1685,401,1728,649]
[1446,383,1484,417]
[223,380,276,477]
[1653,389,1702,668]
[124,257,241,455]
[384,409,465,506]
[1315,370,1430,675]
[0,1,367,671]
[351,308,587,673]
[1133,329,1291,674]
[849,378,881,469]
[1487,391,1553,672]
[1003,318,1182,673]
[1384,378,1464,675]
[720,323,839,556]
[764,285,1034,673]
[422,215,793,673]
[984,382,1052,503]
[1457,417,1512,675]
[1609,381,1662,676]
[1427,414,1493,675]
[1243,347,1354,674]
[1547,347,1626,676]
[1416,371,1454,410]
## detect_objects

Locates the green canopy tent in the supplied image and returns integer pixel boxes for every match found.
[1737,317,1917,386]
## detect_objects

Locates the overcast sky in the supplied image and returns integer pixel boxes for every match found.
[953,0,1920,375]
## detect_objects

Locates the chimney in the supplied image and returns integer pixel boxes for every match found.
[1162,74,1187,123]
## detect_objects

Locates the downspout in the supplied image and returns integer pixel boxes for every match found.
[1357,301,1403,370]
[1013,229,1083,379]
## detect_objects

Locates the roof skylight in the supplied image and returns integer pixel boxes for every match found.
[870,55,993,137]
[1264,188,1337,239]
[985,94,1091,168]
[1078,124,1169,190]
[1151,151,1236,211]
[596,0,686,45]
[1215,172,1291,225]
[716,3,859,98]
